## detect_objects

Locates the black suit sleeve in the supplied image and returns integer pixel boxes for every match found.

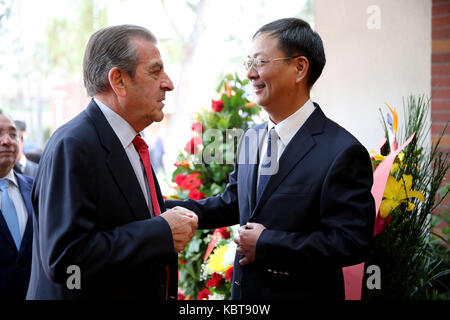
[165,161,240,229]
[33,136,175,283]
[256,144,375,270]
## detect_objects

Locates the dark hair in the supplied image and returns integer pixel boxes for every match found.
[253,18,326,88]
[14,120,26,132]
[83,24,157,96]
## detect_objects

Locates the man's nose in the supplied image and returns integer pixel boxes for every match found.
[161,72,174,91]
[0,134,12,145]
[246,66,258,80]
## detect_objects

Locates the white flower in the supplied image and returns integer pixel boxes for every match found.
[208,293,225,300]
[223,241,237,268]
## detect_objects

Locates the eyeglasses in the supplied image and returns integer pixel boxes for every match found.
[243,56,300,71]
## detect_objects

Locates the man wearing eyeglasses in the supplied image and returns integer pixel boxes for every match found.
[167,18,375,299]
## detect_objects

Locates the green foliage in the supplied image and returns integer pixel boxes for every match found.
[44,0,108,77]
[364,95,450,300]
[170,73,260,299]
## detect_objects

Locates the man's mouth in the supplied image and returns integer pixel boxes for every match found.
[253,83,265,93]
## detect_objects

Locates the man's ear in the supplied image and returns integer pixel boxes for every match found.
[294,56,309,84]
[108,67,127,97]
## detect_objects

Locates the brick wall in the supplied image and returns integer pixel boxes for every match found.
[432,0,450,210]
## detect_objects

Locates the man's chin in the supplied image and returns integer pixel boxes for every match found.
[153,111,164,123]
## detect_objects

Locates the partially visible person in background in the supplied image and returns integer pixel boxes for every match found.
[150,135,165,173]
[0,113,34,299]
[13,120,39,177]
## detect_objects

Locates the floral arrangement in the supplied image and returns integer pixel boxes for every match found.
[363,95,449,299]
[168,73,261,300]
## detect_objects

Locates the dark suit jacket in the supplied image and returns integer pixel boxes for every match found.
[167,104,375,300]
[26,100,177,300]
[14,159,39,178]
[0,172,33,299]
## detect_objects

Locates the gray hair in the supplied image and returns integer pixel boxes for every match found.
[82,24,157,96]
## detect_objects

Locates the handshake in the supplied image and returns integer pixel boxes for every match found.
[160,206,198,252]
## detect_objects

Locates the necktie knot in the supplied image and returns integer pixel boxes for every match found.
[0,178,9,191]
[132,135,148,152]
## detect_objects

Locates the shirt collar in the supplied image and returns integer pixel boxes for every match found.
[268,99,316,147]
[2,170,18,188]
[94,98,139,148]
[18,154,27,167]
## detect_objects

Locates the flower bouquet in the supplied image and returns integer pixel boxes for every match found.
[362,95,449,299]
[168,73,261,300]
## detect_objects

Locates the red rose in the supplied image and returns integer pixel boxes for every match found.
[192,121,204,133]
[217,227,230,239]
[179,259,185,265]
[174,174,187,187]
[189,189,205,200]
[206,273,225,288]
[180,173,203,191]
[184,136,203,154]
[197,288,210,300]
[225,267,233,281]
[211,99,224,112]
[178,292,185,300]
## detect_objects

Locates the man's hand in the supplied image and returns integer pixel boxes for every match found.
[234,222,266,265]
[160,206,198,252]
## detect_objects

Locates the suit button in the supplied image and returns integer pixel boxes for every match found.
[234,281,240,286]
[268,269,272,273]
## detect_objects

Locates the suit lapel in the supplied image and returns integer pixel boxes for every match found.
[15,173,33,258]
[0,209,16,250]
[85,100,150,221]
[0,173,33,254]
[249,105,326,220]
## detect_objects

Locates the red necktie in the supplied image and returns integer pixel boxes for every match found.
[132,135,171,300]
[132,135,160,216]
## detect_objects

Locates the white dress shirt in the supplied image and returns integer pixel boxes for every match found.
[0,170,28,239]
[257,99,316,184]
[94,98,153,214]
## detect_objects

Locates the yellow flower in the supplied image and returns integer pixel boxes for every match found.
[206,245,229,274]
[373,154,386,162]
[245,102,257,108]
[380,174,425,218]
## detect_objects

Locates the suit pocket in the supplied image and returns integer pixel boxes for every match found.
[275,183,311,195]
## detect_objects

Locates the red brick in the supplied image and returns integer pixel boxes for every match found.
[432,111,450,122]
[433,2,450,16]
[434,0,450,5]
[433,16,450,28]
[433,64,450,74]
[432,76,450,87]
[432,98,450,110]
[432,135,450,147]
[433,52,450,63]
[433,26,450,39]
[432,122,450,134]
[433,87,450,99]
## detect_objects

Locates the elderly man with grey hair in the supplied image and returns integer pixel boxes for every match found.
[26,25,198,300]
